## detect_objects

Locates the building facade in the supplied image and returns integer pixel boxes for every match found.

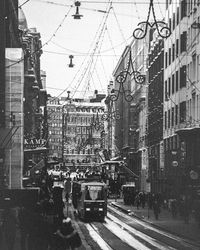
[147,32,164,194]
[47,93,105,172]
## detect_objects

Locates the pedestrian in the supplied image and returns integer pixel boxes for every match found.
[182,196,190,224]
[135,194,140,209]
[171,199,178,218]
[27,202,51,250]
[51,217,82,250]
[2,198,17,250]
[18,205,30,250]
[152,198,160,220]
[140,192,146,208]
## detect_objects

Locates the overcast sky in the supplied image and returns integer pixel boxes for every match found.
[20,0,166,99]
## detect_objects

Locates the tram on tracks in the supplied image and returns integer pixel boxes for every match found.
[72,177,108,221]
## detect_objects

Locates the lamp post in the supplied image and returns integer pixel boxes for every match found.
[61,91,71,170]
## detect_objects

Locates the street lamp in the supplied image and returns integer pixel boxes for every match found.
[111,50,145,103]
[68,55,74,68]
[133,0,171,40]
[72,1,83,19]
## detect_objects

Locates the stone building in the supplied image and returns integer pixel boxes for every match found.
[147,31,164,194]
[47,92,105,172]
[163,0,200,198]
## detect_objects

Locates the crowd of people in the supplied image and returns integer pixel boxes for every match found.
[0,174,82,250]
[122,190,200,225]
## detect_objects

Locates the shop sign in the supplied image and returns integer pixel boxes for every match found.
[24,138,46,149]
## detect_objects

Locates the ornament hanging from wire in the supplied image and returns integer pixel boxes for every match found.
[102,98,121,121]
[111,50,145,102]
[133,0,171,40]
[72,1,83,19]
[68,55,74,67]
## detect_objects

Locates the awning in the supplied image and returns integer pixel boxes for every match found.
[175,127,200,137]
[0,128,13,148]
[24,147,49,154]
[121,164,139,178]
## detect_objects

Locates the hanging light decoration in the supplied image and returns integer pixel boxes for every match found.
[68,55,74,67]
[72,1,83,20]
[101,109,120,121]
[102,98,120,121]
[133,0,171,40]
[111,50,145,102]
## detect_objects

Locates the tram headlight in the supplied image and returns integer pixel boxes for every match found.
[86,208,90,211]
[99,208,103,211]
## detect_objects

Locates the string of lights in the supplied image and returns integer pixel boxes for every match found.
[5,5,73,68]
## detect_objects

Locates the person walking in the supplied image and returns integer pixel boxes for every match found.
[152,198,160,220]
[51,217,82,250]
[135,194,140,209]
[2,198,17,250]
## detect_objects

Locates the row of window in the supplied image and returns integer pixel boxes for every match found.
[164,65,186,97]
[166,0,187,26]
[47,106,104,114]
[48,116,102,126]
[164,101,186,129]
[165,32,187,68]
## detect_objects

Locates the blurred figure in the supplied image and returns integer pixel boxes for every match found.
[2,198,17,250]
[152,197,160,220]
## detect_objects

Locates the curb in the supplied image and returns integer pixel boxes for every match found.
[110,202,200,247]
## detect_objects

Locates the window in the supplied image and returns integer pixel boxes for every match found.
[171,107,174,127]
[180,101,186,123]
[169,18,172,31]
[177,7,179,25]
[180,65,186,88]
[168,109,171,128]
[172,74,175,94]
[165,52,168,68]
[172,44,175,61]
[165,111,167,129]
[173,13,176,30]
[181,0,187,19]
[169,48,171,65]
[165,80,168,99]
[180,32,187,52]
[176,39,179,57]
[168,77,171,96]
[176,70,179,91]
[175,104,178,125]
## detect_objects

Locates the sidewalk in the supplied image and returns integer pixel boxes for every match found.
[111,199,200,245]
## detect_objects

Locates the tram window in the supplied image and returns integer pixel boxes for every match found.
[86,186,104,200]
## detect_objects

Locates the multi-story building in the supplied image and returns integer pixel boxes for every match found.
[0,0,24,189]
[112,28,151,191]
[147,31,164,194]
[1,4,47,189]
[47,92,105,172]
[164,0,200,199]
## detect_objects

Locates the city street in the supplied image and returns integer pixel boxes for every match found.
[66,201,200,250]
[1,1,200,249]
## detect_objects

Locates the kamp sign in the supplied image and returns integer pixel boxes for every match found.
[24,138,46,149]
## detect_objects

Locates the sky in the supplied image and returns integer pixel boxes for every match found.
[20,0,166,99]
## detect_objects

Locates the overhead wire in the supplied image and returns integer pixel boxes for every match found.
[6,5,73,68]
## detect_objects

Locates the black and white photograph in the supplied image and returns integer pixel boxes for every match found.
[0,0,200,249]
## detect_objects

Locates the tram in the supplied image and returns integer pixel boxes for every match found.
[72,177,108,221]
